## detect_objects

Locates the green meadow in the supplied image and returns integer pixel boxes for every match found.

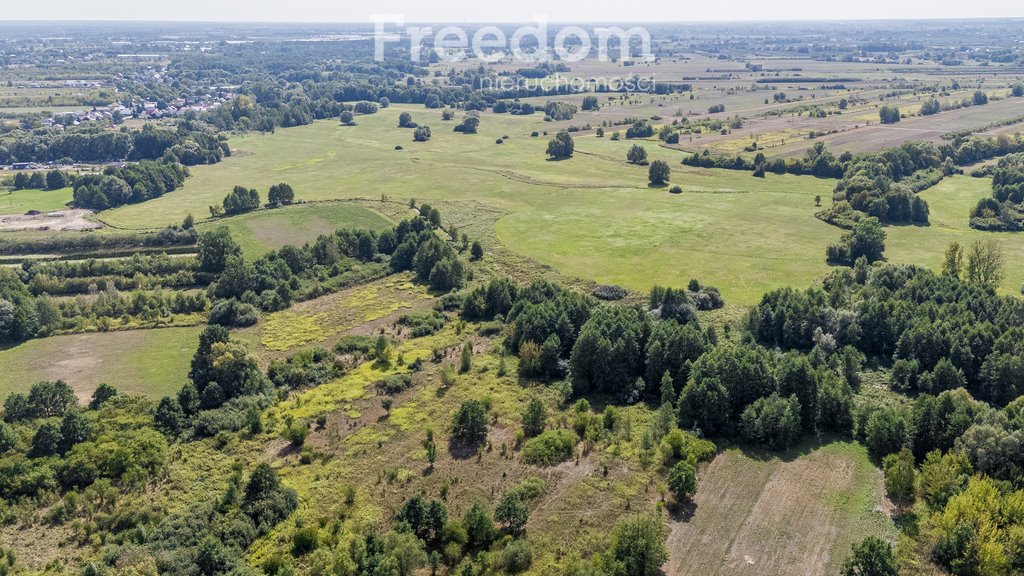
[0,326,201,401]
[0,186,73,215]
[98,105,1024,304]
[199,202,393,258]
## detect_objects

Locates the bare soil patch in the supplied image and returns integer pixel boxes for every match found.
[0,208,101,231]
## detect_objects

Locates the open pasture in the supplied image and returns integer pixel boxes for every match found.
[92,105,1024,305]
[0,325,202,402]
[201,201,394,258]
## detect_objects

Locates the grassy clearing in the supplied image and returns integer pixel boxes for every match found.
[0,325,201,402]
[255,273,432,352]
[0,187,73,215]
[201,202,393,258]
[886,175,1024,296]
[666,440,895,576]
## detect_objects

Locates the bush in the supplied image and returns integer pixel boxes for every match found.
[497,539,533,573]
[592,284,627,301]
[521,429,577,466]
[209,299,260,327]
[378,374,413,395]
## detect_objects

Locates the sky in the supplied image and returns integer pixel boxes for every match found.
[0,0,1021,23]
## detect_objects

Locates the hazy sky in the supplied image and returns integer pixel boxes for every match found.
[1,0,1021,23]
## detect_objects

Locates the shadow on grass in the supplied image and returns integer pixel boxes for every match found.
[447,439,482,460]
[667,500,697,522]
[726,433,855,464]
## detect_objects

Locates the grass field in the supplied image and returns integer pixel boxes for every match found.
[98,109,842,305]
[666,441,896,576]
[92,106,1024,304]
[887,175,1024,296]
[0,187,73,215]
[200,202,393,258]
[0,326,201,401]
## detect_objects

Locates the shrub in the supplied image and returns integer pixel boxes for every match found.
[521,429,577,466]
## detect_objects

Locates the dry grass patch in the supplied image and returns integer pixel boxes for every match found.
[666,441,895,576]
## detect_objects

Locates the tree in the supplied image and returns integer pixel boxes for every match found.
[30,422,62,456]
[243,462,299,532]
[58,409,92,454]
[606,514,668,576]
[659,371,675,406]
[521,397,547,438]
[741,394,802,450]
[154,396,184,435]
[667,460,696,503]
[464,501,495,549]
[864,407,910,460]
[28,172,45,189]
[198,228,241,273]
[882,448,916,505]
[842,537,898,576]
[942,241,964,278]
[582,95,599,111]
[413,125,432,142]
[45,170,67,190]
[267,183,295,207]
[385,531,428,576]
[648,161,670,186]
[965,238,1004,289]
[340,110,356,125]
[28,380,76,418]
[848,218,886,263]
[452,400,488,445]
[494,493,529,536]
[470,241,484,261]
[460,341,473,373]
[398,112,417,128]
[546,131,574,159]
[627,145,648,165]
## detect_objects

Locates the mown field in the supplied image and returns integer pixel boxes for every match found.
[666,441,895,576]
[0,325,201,401]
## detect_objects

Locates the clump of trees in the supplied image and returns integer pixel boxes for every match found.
[826,217,887,265]
[970,153,1024,231]
[879,105,901,124]
[546,131,574,159]
[72,160,189,210]
[267,183,295,207]
[220,185,260,215]
[543,101,577,121]
[454,115,479,134]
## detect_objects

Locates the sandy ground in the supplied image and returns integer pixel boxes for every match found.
[0,208,101,231]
